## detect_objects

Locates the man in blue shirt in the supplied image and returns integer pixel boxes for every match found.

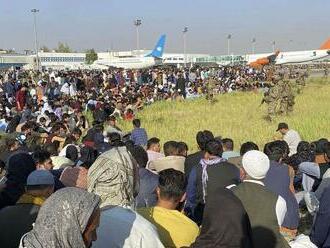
[222,138,240,160]
[131,119,148,147]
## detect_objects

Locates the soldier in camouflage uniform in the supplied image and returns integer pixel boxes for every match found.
[279,78,294,114]
[278,73,297,115]
[262,77,281,121]
[262,72,296,121]
[295,73,305,94]
[325,66,329,78]
[205,75,217,103]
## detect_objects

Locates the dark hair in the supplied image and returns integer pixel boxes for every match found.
[32,150,51,164]
[177,142,188,156]
[128,145,148,168]
[196,130,214,151]
[21,123,31,132]
[311,138,329,155]
[63,136,76,147]
[278,140,290,160]
[65,145,78,162]
[44,143,59,156]
[214,136,222,144]
[222,138,234,151]
[72,127,82,136]
[163,141,178,156]
[147,137,160,150]
[264,141,286,162]
[108,115,116,122]
[324,142,330,159]
[94,124,104,133]
[0,160,5,170]
[6,115,20,133]
[5,138,16,149]
[108,132,122,144]
[50,123,62,133]
[39,117,46,123]
[158,169,187,202]
[205,140,223,156]
[62,113,70,120]
[79,147,98,169]
[240,142,259,156]
[287,141,315,168]
[133,119,141,128]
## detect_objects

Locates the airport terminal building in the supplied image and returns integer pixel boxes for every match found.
[0,50,233,70]
[0,51,86,70]
[0,49,328,70]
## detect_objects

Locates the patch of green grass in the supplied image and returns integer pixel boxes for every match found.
[120,77,330,153]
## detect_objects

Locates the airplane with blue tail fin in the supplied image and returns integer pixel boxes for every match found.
[94,35,166,69]
[145,34,166,58]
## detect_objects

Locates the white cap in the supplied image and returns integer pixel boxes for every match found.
[242,150,270,179]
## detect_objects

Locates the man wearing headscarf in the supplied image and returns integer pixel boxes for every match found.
[88,137,164,248]
[87,138,139,207]
[20,187,101,248]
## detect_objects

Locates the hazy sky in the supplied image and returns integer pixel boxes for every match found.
[0,0,329,55]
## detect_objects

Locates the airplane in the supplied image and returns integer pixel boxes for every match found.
[248,51,279,69]
[275,38,330,65]
[247,38,330,68]
[93,35,166,69]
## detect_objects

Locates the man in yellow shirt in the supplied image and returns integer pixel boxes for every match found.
[138,169,199,248]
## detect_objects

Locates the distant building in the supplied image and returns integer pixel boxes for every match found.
[0,54,33,69]
[196,55,246,66]
[0,52,86,70]
[38,52,86,69]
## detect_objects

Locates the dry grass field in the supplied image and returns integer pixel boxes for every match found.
[120,77,330,153]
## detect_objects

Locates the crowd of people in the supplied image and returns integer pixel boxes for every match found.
[0,67,330,248]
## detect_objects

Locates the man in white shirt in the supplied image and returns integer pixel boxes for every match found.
[277,122,301,156]
[93,206,164,248]
[146,137,164,164]
[148,141,184,173]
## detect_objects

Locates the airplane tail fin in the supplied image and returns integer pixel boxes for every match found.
[146,35,166,58]
[319,38,330,50]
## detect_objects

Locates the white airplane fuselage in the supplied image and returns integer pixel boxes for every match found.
[95,56,162,69]
[275,49,330,65]
[246,53,273,64]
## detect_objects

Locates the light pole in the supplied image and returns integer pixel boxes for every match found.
[31,9,40,71]
[272,40,276,53]
[227,34,231,55]
[252,38,256,54]
[183,27,188,68]
[134,19,142,50]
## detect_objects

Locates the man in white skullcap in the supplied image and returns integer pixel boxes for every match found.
[232,150,290,248]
